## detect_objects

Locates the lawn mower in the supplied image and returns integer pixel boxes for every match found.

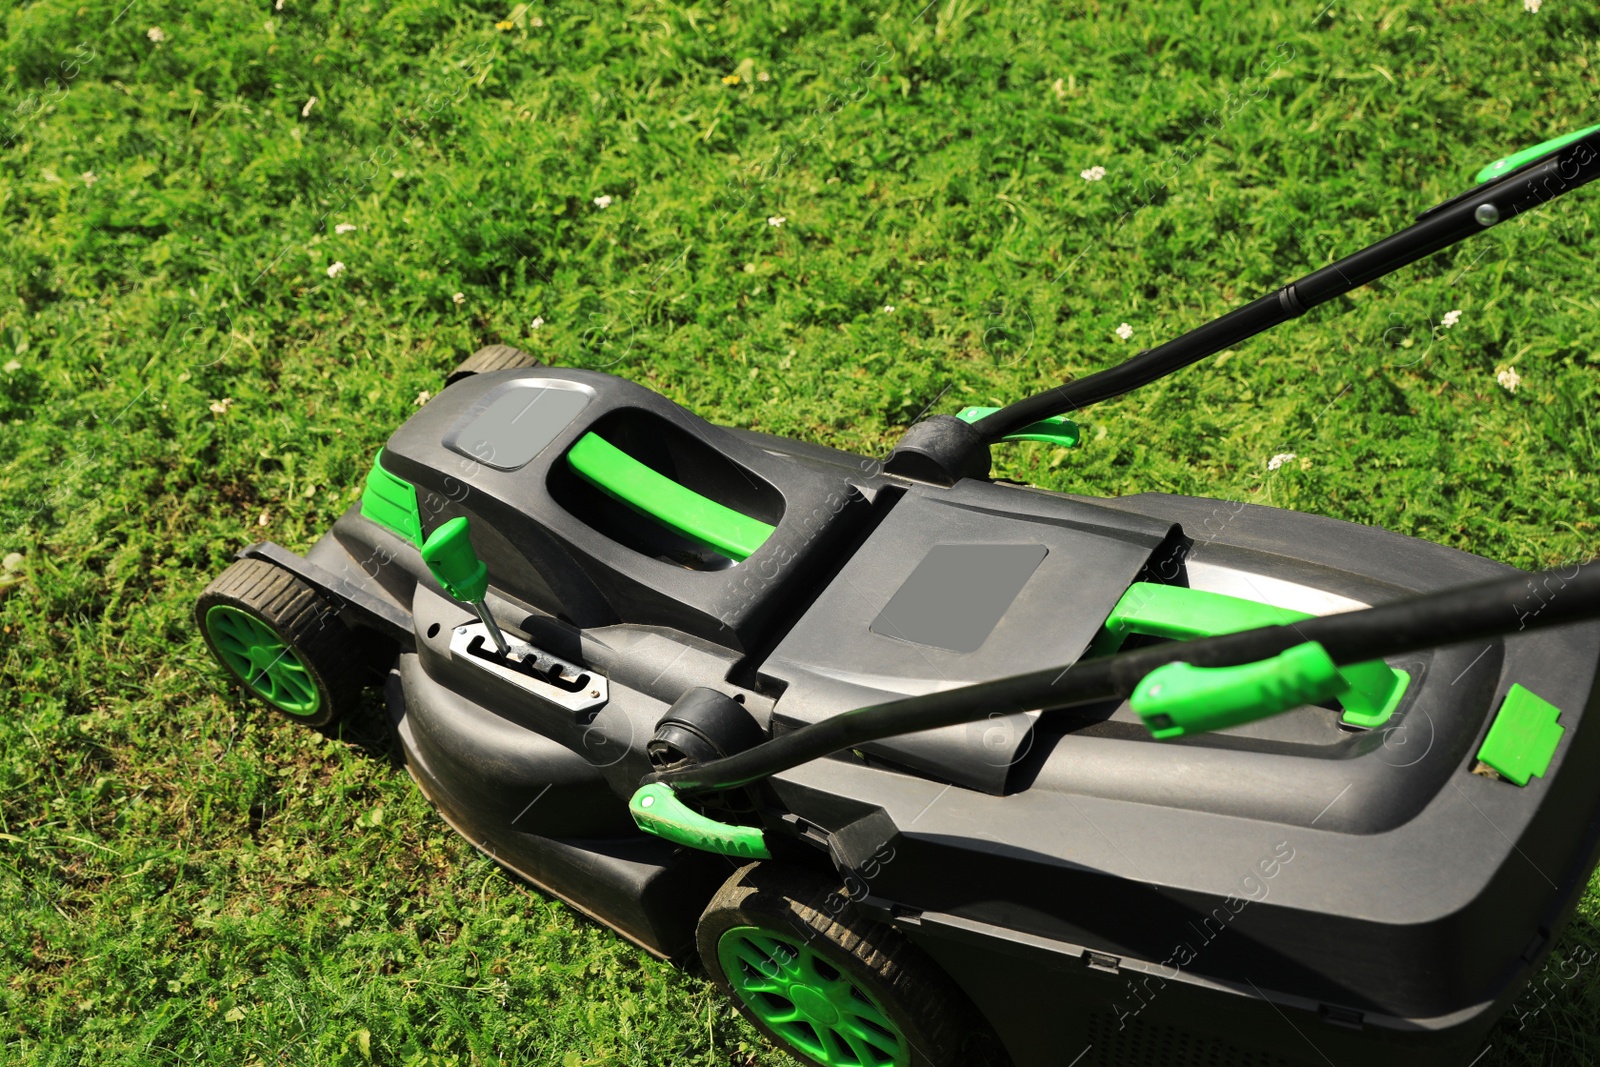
[197,125,1600,1067]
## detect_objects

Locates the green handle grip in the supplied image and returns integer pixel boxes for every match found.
[1132,641,1349,740]
[566,433,775,561]
[1475,122,1600,185]
[1100,583,1409,729]
[629,783,770,859]
[420,516,489,603]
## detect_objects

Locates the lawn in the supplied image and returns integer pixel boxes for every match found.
[2,0,1598,1064]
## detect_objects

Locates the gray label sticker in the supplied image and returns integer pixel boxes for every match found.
[870,543,1048,653]
[448,382,592,470]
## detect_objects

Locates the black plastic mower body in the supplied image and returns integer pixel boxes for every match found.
[244,364,1600,1067]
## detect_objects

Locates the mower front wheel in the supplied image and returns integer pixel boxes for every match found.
[196,558,365,728]
[698,862,1010,1067]
[445,344,540,386]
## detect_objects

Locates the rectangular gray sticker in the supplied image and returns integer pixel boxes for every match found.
[870,543,1048,653]
[448,382,592,470]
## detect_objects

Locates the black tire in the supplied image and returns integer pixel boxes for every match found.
[445,344,540,386]
[697,863,1011,1067]
[195,558,365,728]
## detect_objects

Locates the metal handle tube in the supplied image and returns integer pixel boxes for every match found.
[972,134,1600,442]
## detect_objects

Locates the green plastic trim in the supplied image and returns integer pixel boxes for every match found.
[567,433,775,561]
[1098,583,1409,729]
[629,783,771,859]
[1099,582,1306,648]
[204,605,321,716]
[1475,123,1600,184]
[1337,663,1411,729]
[1477,684,1565,786]
[955,406,1081,448]
[359,449,423,547]
[420,516,489,604]
[1133,641,1348,740]
[718,926,910,1066]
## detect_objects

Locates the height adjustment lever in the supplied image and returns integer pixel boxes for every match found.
[421,516,511,655]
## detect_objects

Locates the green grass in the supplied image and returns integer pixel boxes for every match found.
[3,0,1599,1063]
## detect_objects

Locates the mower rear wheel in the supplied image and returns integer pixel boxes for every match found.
[697,863,1009,1067]
[196,558,363,728]
[445,344,540,386]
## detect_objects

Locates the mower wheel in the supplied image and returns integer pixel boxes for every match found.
[445,344,540,386]
[196,558,364,728]
[698,862,1010,1067]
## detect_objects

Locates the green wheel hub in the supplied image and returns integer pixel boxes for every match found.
[718,926,910,1067]
[205,605,321,716]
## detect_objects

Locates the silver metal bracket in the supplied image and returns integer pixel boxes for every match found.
[448,621,608,715]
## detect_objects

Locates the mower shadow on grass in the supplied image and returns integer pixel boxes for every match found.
[323,690,404,769]
[1480,915,1600,1066]
[318,688,772,1062]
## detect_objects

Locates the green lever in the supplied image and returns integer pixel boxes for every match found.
[956,406,1081,448]
[421,516,509,655]
[1132,640,1349,740]
[421,517,489,602]
[1098,583,1410,729]
[1475,122,1600,185]
[629,783,771,858]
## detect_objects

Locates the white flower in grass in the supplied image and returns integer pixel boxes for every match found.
[757,71,771,82]
[1081,165,1107,181]
[882,304,896,314]
[275,0,285,9]
[593,194,613,209]
[147,27,167,42]
[301,97,317,118]
[81,172,98,186]
[1442,309,1462,328]
[414,391,432,406]
[3,360,22,373]
[768,215,786,227]
[335,223,357,234]
[530,317,545,330]
[452,292,466,306]
[1496,367,1522,392]
[1267,452,1297,471]
[530,15,544,26]
[1524,0,1542,12]
[326,261,346,278]
[1115,322,1134,340]
[209,397,234,415]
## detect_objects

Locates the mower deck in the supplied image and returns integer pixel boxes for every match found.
[225,363,1600,1067]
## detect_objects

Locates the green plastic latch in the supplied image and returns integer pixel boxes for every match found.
[1098,583,1410,729]
[567,433,775,562]
[420,516,489,603]
[955,406,1081,448]
[629,783,771,859]
[1475,123,1600,184]
[1336,660,1411,729]
[359,450,424,547]
[1133,641,1349,740]
[1477,684,1565,786]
